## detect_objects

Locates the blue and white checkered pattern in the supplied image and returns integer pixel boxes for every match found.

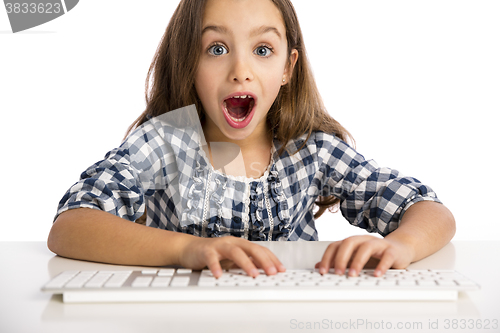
[55,105,442,241]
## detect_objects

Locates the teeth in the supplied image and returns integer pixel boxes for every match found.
[230,115,245,122]
[231,95,250,99]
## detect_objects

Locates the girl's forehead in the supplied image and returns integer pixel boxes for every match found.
[202,0,286,33]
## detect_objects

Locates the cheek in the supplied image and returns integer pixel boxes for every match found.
[260,68,285,98]
[195,67,215,103]
[259,60,287,87]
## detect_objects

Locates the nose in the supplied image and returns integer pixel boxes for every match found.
[229,51,254,83]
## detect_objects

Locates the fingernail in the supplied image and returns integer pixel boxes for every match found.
[319,267,326,275]
[268,267,277,275]
[374,270,382,277]
[213,269,222,279]
[278,264,286,271]
[348,268,357,277]
[250,269,259,277]
[335,269,343,275]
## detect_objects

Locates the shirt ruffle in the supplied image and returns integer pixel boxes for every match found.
[184,159,205,233]
[267,164,291,241]
[249,182,266,241]
[206,174,227,238]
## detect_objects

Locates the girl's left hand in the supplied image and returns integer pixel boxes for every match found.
[314,235,415,277]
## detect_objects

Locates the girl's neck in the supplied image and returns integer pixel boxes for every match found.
[201,120,273,179]
[201,118,272,153]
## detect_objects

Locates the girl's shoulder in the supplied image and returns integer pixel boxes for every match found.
[281,131,351,158]
[123,107,205,153]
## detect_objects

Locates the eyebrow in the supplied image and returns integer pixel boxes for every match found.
[201,25,282,39]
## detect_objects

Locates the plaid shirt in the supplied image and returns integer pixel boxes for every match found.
[56,105,441,241]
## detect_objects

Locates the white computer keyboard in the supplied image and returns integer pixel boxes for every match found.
[42,268,479,303]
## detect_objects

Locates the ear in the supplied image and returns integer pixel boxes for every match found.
[282,49,299,85]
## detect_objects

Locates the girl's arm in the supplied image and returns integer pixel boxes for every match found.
[48,208,284,278]
[315,201,456,276]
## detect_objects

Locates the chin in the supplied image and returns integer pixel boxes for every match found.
[220,127,254,142]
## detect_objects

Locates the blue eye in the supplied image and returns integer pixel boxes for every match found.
[208,44,228,56]
[254,46,273,57]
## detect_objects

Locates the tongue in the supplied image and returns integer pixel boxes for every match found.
[225,97,251,119]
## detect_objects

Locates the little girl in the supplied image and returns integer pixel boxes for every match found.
[48,0,455,279]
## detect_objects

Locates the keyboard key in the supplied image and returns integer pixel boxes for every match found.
[198,278,216,287]
[397,279,416,286]
[132,276,153,288]
[257,280,277,287]
[358,280,378,286]
[360,270,376,276]
[84,272,113,288]
[277,280,297,287]
[141,270,158,275]
[200,269,215,277]
[170,276,190,287]
[407,269,430,273]
[417,280,437,287]
[151,277,172,287]
[238,280,258,287]
[158,269,176,276]
[104,272,132,288]
[318,280,337,286]
[176,269,192,274]
[327,274,346,281]
[217,279,237,287]
[378,280,396,287]
[227,269,245,274]
[66,276,93,288]
[437,280,457,286]
[436,271,460,277]
[44,271,79,289]
[298,279,316,286]
[338,280,357,286]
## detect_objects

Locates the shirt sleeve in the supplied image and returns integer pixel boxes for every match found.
[54,118,175,222]
[54,145,146,222]
[54,105,205,224]
[316,132,442,236]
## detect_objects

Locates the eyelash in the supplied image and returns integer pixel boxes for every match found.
[207,43,274,58]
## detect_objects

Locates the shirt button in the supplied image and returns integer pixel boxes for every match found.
[233,216,242,224]
[235,183,243,191]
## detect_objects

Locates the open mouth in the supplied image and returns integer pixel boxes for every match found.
[223,95,255,123]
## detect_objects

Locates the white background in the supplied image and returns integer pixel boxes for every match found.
[0,0,498,241]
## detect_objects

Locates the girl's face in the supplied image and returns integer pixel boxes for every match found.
[195,0,297,143]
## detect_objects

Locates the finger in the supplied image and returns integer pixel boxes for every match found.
[374,248,397,277]
[317,242,341,275]
[219,259,238,270]
[266,250,286,273]
[348,241,382,277]
[245,245,281,276]
[270,251,287,272]
[333,236,371,275]
[204,250,224,279]
[224,246,260,277]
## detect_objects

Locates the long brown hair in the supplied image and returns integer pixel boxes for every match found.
[126,0,354,219]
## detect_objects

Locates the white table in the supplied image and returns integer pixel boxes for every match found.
[1,241,499,333]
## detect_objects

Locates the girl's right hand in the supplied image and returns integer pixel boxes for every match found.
[178,236,286,278]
